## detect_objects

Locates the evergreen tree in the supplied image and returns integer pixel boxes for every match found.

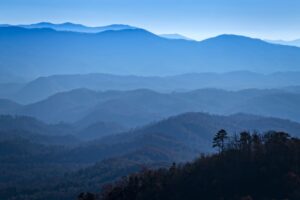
[212,129,228,153]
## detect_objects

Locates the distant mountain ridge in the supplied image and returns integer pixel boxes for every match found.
[1,26,300,81]
[2,88,300,128]
[267,39,300,47]
[4,22,192,40]
[2,22,137,33]
[159,33,194,40]
[3,71,300,104]
[59,112,300,164]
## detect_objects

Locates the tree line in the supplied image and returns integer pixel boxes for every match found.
[79,130,300,200]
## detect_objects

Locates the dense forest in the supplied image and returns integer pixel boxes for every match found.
[2,114,300,200]
[88,131,300,200]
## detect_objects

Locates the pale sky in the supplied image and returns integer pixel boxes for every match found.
[1,0,300,40]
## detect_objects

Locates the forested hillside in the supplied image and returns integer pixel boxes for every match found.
[1,113,300,200]
[98,131,300,200]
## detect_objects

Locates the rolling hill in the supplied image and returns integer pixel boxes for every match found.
[6,71,300,104]
[99,131,300,200]
[1,26,300,82]
[0,115,80,146]
[0,99,21,114]
[2,112,300,200]
[62,112,300,163]
[2,88,300,127]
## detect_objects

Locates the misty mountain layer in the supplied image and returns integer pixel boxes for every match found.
[2,71,300,104]
[0,88,300,128]
[1,112,300,200]
[1,26,300,81]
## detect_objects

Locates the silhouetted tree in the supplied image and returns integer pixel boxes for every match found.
[213,129,228,153]
[99,131,300,200]
[239,131,252,154]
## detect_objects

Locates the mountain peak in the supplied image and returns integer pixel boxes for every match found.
[207,34,265,42]
[199,34,270,47]
[98,28,159,39]
[34,22,55,25]
[102,24,137,29]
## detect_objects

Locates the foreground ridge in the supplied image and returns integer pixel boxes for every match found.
[82,131,300,200]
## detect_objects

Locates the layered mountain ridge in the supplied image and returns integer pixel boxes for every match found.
[1,24,300,82]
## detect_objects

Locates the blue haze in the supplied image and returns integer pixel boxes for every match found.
[1,0,300,40]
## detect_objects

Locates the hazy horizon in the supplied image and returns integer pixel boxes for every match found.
[2,0,300,40]
[1,2,300,200]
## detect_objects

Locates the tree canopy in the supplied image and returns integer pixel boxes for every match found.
[96,130,300,200]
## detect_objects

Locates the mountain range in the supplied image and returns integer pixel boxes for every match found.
[3,71,300,104]
[1,88,300,128]
[1,112,300,200]
[1,22,137,33]
[71,112,300,163]
[2,21,300,200]
[1,24,300,82]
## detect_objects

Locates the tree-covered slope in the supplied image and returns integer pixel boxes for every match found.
[100,131,300,200]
